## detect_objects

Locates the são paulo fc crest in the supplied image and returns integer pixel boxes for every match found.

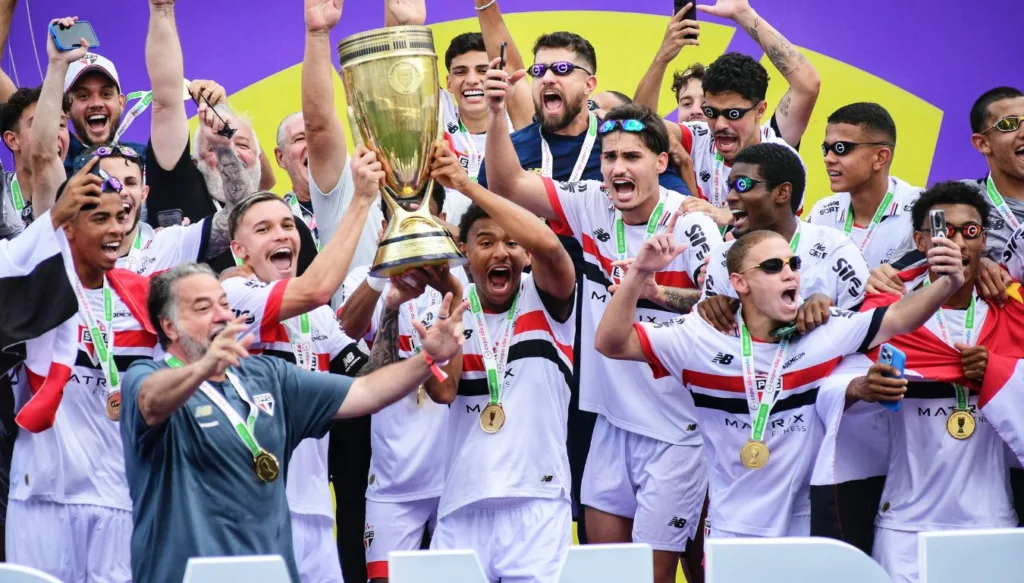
[253,393,275,417]
[364,523,375,550]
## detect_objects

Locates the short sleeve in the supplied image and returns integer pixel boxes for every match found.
[152,219,211,266]
[822,306,888,355]
[1001,226,1024,280]
[635,315,696,381]
[144,138,217,227]
[121,359,171,455]
[222,277,290,342]
[275,358,352,450]
[541,178,603,240]
[338,264,386,342]
[830,241,870,309]
[309,160,354,251]
[701,241,733,299]
[675,212,723,285]
[806,198,831,226]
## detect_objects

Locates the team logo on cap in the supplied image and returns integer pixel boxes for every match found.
[79,54,99,66]
[253,393,275,416]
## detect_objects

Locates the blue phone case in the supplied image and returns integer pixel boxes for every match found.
[878,343,906,412]
[48,21,100,51]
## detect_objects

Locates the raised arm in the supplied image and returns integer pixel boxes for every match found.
[633,5,700,112]
[303,0,348,194]
[146,0,190,170]
[699,0,820,147]
[474,0,534,129]
[482,66,558,220]
[0,0,17,101]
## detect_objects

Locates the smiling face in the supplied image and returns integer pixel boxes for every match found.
[532,47,595,133]
[726,162,789,237]
[447,50,490,120]
[274,114,308,193]
[973,96,1024,182]
[913,203,985,287]
[459,217,530,310]
[730,235,802,324]
[162,273,235,362]
[98,155,147,234]
[64,190,126,272]
[600,132,668,214]
[703,91,766,162]
[823,122,892,193]
[68,72,124,146]
[230,198,301,282]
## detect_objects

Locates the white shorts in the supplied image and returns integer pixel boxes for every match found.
[6,499,132,583]
[431,498,571,583]
[704,514,810,550]
[291,512,343,583]
[364,497,439,580]
[872,526,919,583]
[581,415,707,550]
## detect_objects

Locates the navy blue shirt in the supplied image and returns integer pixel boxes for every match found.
[65,132,148,179]
[121,355,351,583]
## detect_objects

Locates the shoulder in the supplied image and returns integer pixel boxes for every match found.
[124,358,167,387]
[804,221,853,250]
[809,193,843,219]
[509,122,540,146]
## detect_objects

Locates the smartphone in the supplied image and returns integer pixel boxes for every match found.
[157,210,185,228]
[674,0,699,39]
[498,41,507,70]
[929,209,946,239]
[877,343,906,412]
[49,20,99,51]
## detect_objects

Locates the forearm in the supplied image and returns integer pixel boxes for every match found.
[29,59,71,216]
[258,150,277,191]
[339,283,384,340]
[302,30,347,191]
[596,270,646,359]
[735,8,817,94]
[460,180,562,256]
[879,277,956,344]
[137,363,207,426]
[424,353,461,405]
[146,3,188,168]
[359,306,399,376]
[484,108,556,219]
[338,354,432,418]
[206,147,255,254]
[657,286,701,314]
[634,54,672,112]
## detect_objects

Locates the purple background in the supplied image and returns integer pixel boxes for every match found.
[4,0,1017,183]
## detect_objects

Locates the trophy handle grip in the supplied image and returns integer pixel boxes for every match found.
[347,106,366,149]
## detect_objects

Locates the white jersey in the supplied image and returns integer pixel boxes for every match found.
[806,177,922,267]
[703,221,870,310]
[636,306,885,536]
[1001,225,1024,281]
[440,273,574,519]
[679,117,802,211]
[545,177,722,444]
[10,286,159,510]
[222,275,367,519]
[116,220,208,276]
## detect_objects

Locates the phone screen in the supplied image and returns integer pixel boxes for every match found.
[51,21,99,51]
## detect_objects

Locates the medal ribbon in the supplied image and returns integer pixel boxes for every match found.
[458,117,485,184]
[112,91,154,145]
[843,188,895,252]
[468,284,521,407]
[986,176,1021,231]
[612,194,666,284]
[710,152,728,208]
[285,193,321,250]
[737,311,790,443]
[789,221,801,253]
[287,312,315,371]
[166,354,266,458]
[924,279,976,411]
[71,271,120,397]
[540,112,597,182]
[11,174,24,213]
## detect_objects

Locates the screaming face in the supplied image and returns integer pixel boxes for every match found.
[68,72,124,146]
[600,132,667,213]
[703,90,765,162]
[231,199,302,282]
[731,236,802,325]
[460,217,530,311]
[531,48,593,134]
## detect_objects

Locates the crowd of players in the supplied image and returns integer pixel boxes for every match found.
[0,0,1023,583]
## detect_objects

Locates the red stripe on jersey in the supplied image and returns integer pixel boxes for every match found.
[367,561,388,579]
[678,123,694,155]
[514,310,573,363]
[634,322,670,379]
[261,279,290,342]
[582,235,694,289]
[317,353,329,372]
[543,178,574,237]
[682,356,842,393]
[463,353,485,372]
[399,335,412,352]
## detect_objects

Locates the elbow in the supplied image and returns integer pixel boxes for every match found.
[310,287,335,309]
[803,71,822,97]
[594,329,620,360]
[433,386,457,406]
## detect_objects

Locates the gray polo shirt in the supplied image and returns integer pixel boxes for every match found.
[960,177,1024,261]
[121,355,352,583]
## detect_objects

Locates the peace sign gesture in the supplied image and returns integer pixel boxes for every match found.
[632,210,688,274]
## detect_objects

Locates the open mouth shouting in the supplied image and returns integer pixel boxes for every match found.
[100,239,122,261]
[610,177,637,205]
[731,206,749,232]
[714,131,740,156]
[1015,144,1024,165]
[86,112,109,136]
[541,89,564,115]
[486,263,515,296]
[780,286,799,311]
[268,246,295,274]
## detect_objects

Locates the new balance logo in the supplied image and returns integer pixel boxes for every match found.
[700,170,711,182]
[594,228,611,243]
[711,353,734,365]
[668,517,688,529]
[541,475,553,483]
[447,122,459,134]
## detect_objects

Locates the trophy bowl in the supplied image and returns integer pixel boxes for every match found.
[338,26,466,278]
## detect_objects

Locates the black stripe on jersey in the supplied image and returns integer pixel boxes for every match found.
[457,339,573,397]
[905,380,959,400]
[580,261,666,312]
[692,387,819,415]
[857,306,888,353]
[74,351,152,372]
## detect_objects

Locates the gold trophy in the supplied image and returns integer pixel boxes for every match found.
[338,26,466,277]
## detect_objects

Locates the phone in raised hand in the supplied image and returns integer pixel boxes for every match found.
[49,20,99,51]
[877,343,906,412]
[929,209,947,240]
[673,0,699,39]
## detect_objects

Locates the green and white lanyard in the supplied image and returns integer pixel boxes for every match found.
[10,174,25,215]
[467,283,521,411]
[453,112,512,183]
[288,312,316,371]
[738,310,790,444]
[611,194,666,284]
[709,152,729,208]
[166,354,269,461]
[925,278,977,411]
[121,229,145,270]
[789,221,802,253]
[72,274,120,396]
[843,185,895,252]
[285,193,321,251]
[541,112,597,182]
[113,81,193,145]
[986,176,1021,231]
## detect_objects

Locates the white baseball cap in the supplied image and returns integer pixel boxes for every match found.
[63,53,121,93]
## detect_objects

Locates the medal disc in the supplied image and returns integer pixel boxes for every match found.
[105,392,122,422]
[947,410,976,440]
[480,403,505,433]
[253,450,281,482]
[740,440,770,470]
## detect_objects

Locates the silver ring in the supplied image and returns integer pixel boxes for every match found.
[437,313,450,320]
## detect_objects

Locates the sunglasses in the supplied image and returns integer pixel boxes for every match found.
[727,176,766,194]
[93,144,141,159]
[527,62,593,78]
[97,168,123,193]
[598,119,646,135]
[190,92,237,139]
[981,115,1023,134]
[702,103,759,121]
[740,256,802,274]
[821,140,896,156]
[921,222,985,240]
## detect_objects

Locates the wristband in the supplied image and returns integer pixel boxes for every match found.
[366,276,387,292]
[423,354,450,381]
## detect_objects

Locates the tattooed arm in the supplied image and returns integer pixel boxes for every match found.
[204,146,256,259]
[359,307,400,376]
[656,286,702,314]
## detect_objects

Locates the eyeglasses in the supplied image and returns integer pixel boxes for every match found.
[97,169,123,193]
[598,119,646,135]
[981,115,1023,134]
[190,92,237,139]
[921,222,985,240]
[821,140,896,156]
[740,256,802,274]
[727,176,766,194]
[527,62,593,78]
[92,144,141,159]
[702,103,759,121]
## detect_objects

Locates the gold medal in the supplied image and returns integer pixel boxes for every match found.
[105,392,121,422]
[416,385,425,407]
[947,410,976,440]
[253,450,280,482]
[480,403,505,433]
[740,440,769,470]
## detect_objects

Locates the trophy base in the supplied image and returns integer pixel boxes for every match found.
[370,228,467,279]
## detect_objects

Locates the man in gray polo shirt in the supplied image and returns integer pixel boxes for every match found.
[121,263,466,583]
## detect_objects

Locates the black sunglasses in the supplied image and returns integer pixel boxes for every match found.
[527,62,593,78]
[740,256,802,274]
[821,140,895,156]
[702,103,759,121]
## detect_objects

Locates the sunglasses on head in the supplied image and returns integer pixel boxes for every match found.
[740,256,802,274]
[727,176,766,194]
[598,119,646,135]
[981,115,1023,134]
[92,144,141,160]
[527,61,593,78]
[921,222,985,240]
[702,103,759,121]
[97,169,123,193]
[821,140,896,156]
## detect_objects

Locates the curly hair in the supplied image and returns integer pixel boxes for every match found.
[670,62,706,100]
[910,181,992,232]
[703,53,768,103]
[733,143,805,214]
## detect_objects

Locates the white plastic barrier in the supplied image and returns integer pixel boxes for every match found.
[706,537,892,583]
[181,555,291,583]
[0,564,63,583]
[389,550,488,583]
[919,528,1024,583]
[558,543,653,583]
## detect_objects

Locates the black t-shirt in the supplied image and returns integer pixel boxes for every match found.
[144,140,318,275]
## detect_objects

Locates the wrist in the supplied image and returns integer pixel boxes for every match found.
[366,275,388,292]
[150,3,175,16]
[306,28,332,38]
[733,6,758,25]
[653,51,675,66]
